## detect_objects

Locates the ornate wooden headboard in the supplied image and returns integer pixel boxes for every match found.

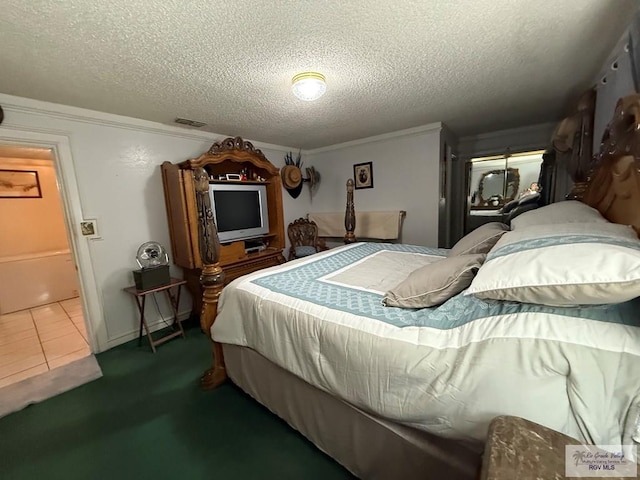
[582,94,640,238]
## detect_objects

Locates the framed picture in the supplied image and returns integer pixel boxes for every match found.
[0,169,42,198]
[353,162,373,189]
[80,219,101,239]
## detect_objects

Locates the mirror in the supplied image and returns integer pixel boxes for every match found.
[465,151,544,235]
[475,168,520,207]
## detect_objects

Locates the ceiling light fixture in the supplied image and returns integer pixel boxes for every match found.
[292,72,326,101]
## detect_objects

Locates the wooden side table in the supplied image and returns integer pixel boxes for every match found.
[124,277,186,353]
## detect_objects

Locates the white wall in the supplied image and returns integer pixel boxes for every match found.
[0,93,304,351]
[0,156,70,257]
[0,93,460,350]
[305,125,442,247]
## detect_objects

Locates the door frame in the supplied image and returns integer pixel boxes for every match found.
[0,128,107,352]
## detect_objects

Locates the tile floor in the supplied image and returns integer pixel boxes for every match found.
[0,297,90,388]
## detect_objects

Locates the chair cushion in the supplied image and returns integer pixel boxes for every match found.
[294,246,317,257]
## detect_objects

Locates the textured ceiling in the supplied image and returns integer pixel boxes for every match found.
[0,1,636,149]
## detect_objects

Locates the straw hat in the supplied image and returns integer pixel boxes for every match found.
[306,166,321,193]
[281,165,302,190]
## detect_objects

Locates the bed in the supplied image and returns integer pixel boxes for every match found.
[195,95,640,479]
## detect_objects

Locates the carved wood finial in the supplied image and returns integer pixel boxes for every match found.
[207,136,268,162]
[193,167,227,389]
[583,94,640,236]
[344,178,356,244]
[596,94,640,162]
[193,168,220,265]
[553,89,596,200]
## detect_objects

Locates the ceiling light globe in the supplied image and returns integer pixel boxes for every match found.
[292,72,326,101]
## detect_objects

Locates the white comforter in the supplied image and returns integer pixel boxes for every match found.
[212,243,640,448]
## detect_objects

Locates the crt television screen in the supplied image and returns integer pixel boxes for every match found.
[213,190,262,232]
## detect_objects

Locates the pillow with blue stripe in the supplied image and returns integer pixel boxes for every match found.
[465,222,640,306]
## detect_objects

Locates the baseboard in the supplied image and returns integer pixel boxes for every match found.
[105,310,194,349]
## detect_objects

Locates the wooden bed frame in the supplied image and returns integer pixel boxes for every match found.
[188,95,640,478]
[582,94,640,237]
[197,94,640,390]
[199,176,359,388]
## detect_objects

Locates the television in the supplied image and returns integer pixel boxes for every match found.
[208,183,270,243]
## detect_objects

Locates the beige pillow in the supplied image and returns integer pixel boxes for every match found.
[450,222,509,256]
[383,254,486,308]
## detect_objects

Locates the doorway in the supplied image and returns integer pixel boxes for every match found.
[0,145,91,387]
[0,130,105,388]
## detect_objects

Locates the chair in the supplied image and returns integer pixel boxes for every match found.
[287,218,321,260]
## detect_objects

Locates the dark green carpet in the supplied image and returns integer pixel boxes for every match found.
[0,326,353,479]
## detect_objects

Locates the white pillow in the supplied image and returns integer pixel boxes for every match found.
[465,225,640,306]
[510,200,607,230]
[492,222,639,249]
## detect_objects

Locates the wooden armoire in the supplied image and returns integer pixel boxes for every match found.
[161,137,286,318]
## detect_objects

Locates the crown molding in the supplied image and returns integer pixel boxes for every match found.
[0,93,295,154]
[0,93,441,157]
[459,121,556,143]
[304,122,443,155]
[458,121,556,157]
